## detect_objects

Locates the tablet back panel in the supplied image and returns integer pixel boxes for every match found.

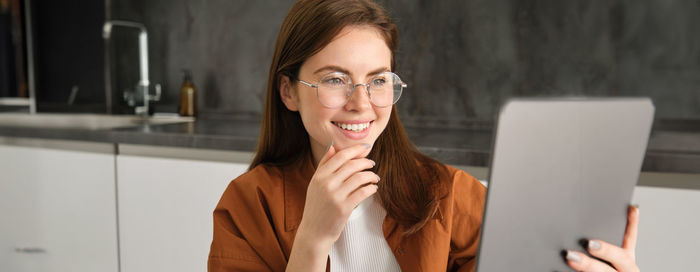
[475,98,654,271]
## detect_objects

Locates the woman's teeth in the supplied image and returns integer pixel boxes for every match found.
[333,121,371,132]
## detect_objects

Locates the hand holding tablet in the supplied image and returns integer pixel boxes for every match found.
[475,98,653,271]
[565,205,640,272]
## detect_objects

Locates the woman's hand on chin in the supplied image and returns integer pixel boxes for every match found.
[565,205,640,272]
[286,142,380,272]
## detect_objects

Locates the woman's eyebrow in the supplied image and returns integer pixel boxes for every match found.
[313,65,350,75]
[366,67,391,76]
[313,66,391,77]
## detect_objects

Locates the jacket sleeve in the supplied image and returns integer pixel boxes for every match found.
[207,203,272,272]
[446,169,487,272]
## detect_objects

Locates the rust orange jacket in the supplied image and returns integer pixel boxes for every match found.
[208,157,486,272]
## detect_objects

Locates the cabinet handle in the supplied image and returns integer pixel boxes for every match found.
[15,247,46,253]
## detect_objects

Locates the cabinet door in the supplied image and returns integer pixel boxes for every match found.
[116,155,247,272]
[632,186,700,271]
[0,144,119,272]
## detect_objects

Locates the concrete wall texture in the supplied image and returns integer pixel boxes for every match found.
[109,0,700,124]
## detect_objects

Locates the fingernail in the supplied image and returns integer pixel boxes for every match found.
[376,174,381,182]
[362,143,371,149]
[325,140,334,153]
[634,204,640,216]
[369,159,376,166]
[588,240,601,251]
[566,250,582,262]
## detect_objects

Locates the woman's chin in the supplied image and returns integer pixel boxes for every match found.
[333,141,373,158]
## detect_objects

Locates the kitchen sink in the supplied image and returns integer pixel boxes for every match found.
[0,113,194,130]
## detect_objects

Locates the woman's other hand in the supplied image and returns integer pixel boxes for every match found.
[565,205,640,272]
[297,142,379,244]
[287,142,380,272]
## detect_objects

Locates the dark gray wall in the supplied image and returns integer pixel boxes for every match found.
[32,0,105,109]
[109,1,292,116]
[108,0,700,124]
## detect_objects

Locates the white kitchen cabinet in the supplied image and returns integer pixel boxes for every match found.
[0,139,119,272]
[116,146,249,272]
[632,185,700,271]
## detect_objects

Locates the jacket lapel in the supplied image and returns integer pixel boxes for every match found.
[283,155,315,232]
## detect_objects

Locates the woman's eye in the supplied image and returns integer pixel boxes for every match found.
[372,78,387,86]
[323,77,345,86]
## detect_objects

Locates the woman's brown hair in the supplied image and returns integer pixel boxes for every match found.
[250,0,449,235]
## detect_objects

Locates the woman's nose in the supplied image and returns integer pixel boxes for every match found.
[344,84,372,111]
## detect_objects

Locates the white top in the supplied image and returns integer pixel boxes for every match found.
[328,194,402,271]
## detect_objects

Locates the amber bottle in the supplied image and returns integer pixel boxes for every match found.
[178,70,196,117]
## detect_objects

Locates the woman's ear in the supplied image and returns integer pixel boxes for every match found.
[279,75,299,111]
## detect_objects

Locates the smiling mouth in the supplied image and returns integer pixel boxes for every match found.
[332,121,373,133]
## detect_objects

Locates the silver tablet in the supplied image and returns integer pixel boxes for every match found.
[475,98,654,271]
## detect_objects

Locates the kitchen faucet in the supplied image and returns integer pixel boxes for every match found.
[102,20,161,116]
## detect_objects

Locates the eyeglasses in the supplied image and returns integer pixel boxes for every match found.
[297,71,407,108]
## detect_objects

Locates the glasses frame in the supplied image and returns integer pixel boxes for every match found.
[297,71,407,109]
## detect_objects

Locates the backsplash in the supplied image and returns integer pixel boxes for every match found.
[106,0,700,125]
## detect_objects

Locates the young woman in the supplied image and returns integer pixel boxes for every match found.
[208,0,641,271]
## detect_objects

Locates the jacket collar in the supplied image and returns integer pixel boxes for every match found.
[283,153,315,232]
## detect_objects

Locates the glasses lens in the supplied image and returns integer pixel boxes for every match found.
[317,73,351,108]
[369,72,403,107]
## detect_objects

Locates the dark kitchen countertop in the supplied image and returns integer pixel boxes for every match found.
[0,117,698,174]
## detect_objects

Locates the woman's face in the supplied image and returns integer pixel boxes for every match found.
[280,25,393,165]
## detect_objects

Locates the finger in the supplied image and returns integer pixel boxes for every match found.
[622,205,640,253]
[329,158,375,186]
[565,250,616,272]
[337,171,380,197]
[585,239,636,271]
[318,140,336,166]
[321,143,372,172]
[345,184,378,210]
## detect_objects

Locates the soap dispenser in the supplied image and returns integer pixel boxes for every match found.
[178,70,196,117]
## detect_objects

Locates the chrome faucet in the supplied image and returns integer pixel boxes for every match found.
[102,20,161,116]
